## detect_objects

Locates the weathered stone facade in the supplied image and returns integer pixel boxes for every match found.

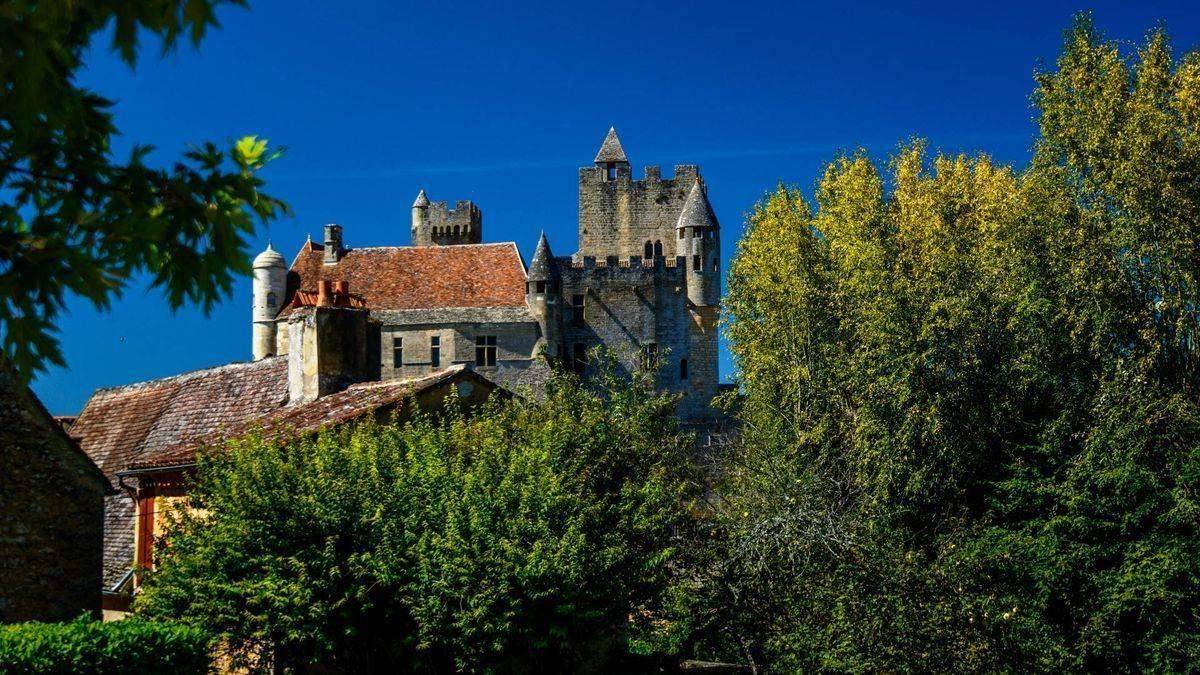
[252,127,722,420]
[0,354,108,622]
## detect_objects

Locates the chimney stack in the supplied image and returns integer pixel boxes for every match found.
[286,304,373,405]
[323,224,343,264]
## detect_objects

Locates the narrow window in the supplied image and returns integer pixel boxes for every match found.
[678,228,685,239]
[606,163,616,181]
[266,291,276,308]
[692,255,701,271]
[644,241,653,259]
[680,358,688,380]
[654,240,663,257]
[392,336,403,368]
[430,335,440,368]
[712,256,719,271]
[535,280,546,294]
[571,293,585,326]
[641,343,658,370]
[475,335,497,367]
[573,343,587,374]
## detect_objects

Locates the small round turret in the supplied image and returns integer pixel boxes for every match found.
[676,180,720,307]
[251,243,288,360]
[526,232,561,361]
[411,188,429,244]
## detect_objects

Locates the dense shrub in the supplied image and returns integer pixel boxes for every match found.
[135,360,696,673]
[0,616,210,674]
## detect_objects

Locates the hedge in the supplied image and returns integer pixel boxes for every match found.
[0,616,210,674]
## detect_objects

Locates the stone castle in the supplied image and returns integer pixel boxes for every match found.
[251,127,722,420]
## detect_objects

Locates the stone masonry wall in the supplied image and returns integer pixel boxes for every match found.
[577,164,699,259]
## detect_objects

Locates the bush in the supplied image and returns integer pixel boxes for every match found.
[0,616,210,674]
[135,360,696,673]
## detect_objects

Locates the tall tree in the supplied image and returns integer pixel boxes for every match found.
[0,1,286,380]
[715,15,1200,671]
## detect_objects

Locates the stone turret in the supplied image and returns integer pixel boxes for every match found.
[676,179,721,307]
[251,243,287,360]
[410,189,482,246]
[525,232,561,360]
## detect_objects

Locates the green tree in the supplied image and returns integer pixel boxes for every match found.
[714,15,1200,672]
[135,362,697,673]
[0,1,286,380]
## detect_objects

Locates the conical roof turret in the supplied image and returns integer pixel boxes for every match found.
[412,188,429,208]
[675,179,718,230]
[527,231,556,281]
[593,127,629,164]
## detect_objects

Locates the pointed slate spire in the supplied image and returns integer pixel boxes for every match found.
[412,188,430,208]
[527,231,556,281]
[593,126,629,164]
[676,179,718,230]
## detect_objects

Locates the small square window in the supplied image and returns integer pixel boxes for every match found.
[571,294,585,327]
[475,335,497,367]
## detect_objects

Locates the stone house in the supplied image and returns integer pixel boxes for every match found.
[0,354,109,622]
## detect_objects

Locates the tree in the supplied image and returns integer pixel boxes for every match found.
[0,1,286,380]
[714,14,1200,671]
[135,362,697,673]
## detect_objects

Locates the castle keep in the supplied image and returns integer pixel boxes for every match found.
[71,128,724,608]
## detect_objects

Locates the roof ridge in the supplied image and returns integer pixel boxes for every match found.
[89,356,287,395]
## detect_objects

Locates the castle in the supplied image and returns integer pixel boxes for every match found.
[69,128,724,609]
[251,127,722,420]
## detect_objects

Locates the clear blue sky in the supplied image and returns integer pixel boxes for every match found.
[32,0,1200,414]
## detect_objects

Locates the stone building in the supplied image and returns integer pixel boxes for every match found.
[250,127,722,418]
[0,353,109,622]
[71,127,725,608]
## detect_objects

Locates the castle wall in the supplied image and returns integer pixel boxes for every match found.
[375,308,540,381]
[557,255,717,419]
[577,165,699,259]
[413,200,482,246]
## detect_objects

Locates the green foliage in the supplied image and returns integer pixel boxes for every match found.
[715,14,1200,672]
[0,1,287,380]
[135,363,696,673]
[0,615,210,674]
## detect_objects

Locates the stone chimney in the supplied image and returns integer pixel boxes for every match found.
[323,224,344,264]
[286,282,374,404]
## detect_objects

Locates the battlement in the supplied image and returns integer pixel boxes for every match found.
[578,164,699,187]
[559,255,687,285]
[412,195,482,246]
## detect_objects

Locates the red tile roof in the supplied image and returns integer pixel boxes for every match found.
[281,243,528,317]
[70,357,289,589]
[126,365,498,470]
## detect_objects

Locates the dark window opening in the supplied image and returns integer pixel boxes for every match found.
[606,163,616,181]
[680,358,689,380]
[430,335,440,368]
[712,256,719,271]
[692,255,701,271]
[573,343,587,374]
[392,336,403,368]
[654,240,663,257]
[475,335,497,367]
[678,228,685,239]
[571,293,585,326]
[266,291,276,308]
[641,343,658,370]
[644,241,653,259]
[535,280,546,294]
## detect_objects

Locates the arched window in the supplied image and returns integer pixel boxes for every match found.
[453,225,460,237]
[644,241,654,259]
[680,358,688,381]
[654,240,663,258]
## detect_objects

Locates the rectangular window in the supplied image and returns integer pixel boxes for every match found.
[392,336,403,368]
[641,343,658,370]
[678,229,685,239]
[535,280,546,294]
[606,163,616,181]
[475,335,497,367]
[692,255,701,271]
[571,293,585,326]
[680,358,689,380]
[430,335,440,368]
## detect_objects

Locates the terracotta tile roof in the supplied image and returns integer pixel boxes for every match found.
[280,243,528,318]
[126,365,498,470]
[70,357,289,588]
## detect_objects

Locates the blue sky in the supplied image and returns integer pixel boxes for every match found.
[32,0,1200,413]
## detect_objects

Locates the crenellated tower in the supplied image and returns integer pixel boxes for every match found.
[411,189,482,246]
